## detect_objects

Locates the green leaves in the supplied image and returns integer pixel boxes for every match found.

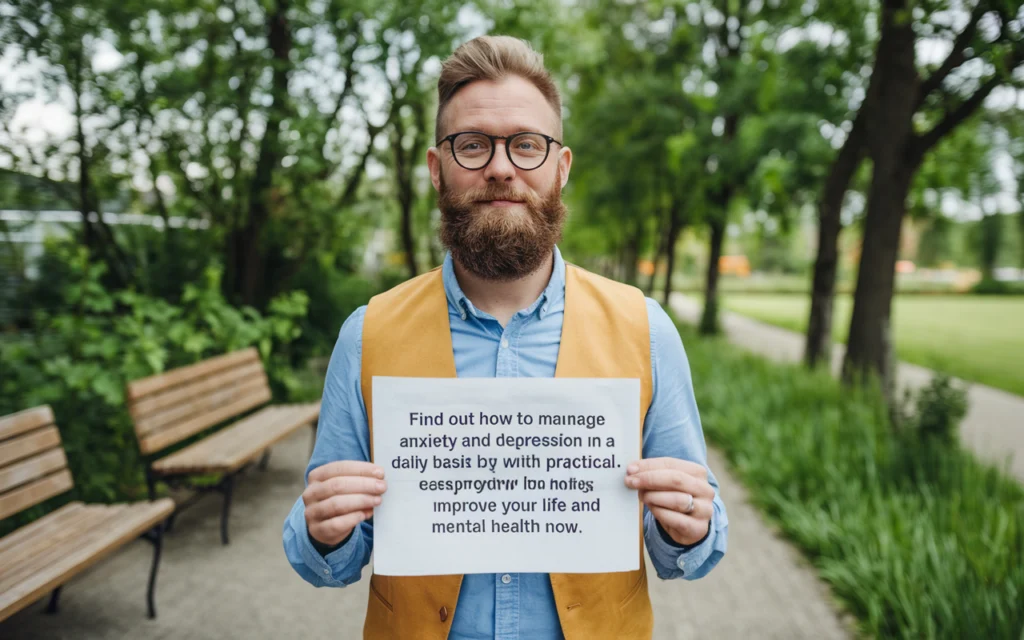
[0,244,312,526]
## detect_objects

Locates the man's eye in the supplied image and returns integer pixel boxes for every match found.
[456,139,488,153]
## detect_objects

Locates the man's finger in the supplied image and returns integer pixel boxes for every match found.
[308,460,384,484]
[309,511,366,546]
[303,476,387,505]
[642,491,713,521]
[625,469,711,497]
[306,493,382,523]
[648,504,708,545]
[626,457,707,479]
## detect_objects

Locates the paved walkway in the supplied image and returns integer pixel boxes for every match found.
[3,427,853,638]
[670,293,1024,483]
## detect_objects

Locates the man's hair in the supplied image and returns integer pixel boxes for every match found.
[435,35,562,141]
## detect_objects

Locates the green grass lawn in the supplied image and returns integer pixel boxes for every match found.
[721,294,1024,397]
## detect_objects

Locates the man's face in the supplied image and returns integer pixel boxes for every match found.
[427,75,573,281]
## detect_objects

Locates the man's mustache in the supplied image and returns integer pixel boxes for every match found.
[448,185,537,206]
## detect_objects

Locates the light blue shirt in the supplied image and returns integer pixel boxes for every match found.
[283,247,728,639]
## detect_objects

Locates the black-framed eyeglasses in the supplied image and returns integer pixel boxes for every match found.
[436,131,563,171]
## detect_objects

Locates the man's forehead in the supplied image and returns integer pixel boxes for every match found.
[444,77,559,135]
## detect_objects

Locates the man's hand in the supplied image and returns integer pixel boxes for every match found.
[303,461,387,547]
[625,458,714,547]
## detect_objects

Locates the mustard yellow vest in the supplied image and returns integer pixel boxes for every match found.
[360,263,654,640]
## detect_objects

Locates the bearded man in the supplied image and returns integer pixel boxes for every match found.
[283,35,728,640]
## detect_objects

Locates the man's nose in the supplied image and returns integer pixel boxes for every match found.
[483,141,516,181]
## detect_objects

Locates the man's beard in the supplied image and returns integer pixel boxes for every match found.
[437,172,568,282]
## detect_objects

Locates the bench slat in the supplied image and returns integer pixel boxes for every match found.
[0,504,120,589]
[138,386,272,455]
[0,469,74,520]
[0,426,61,469]
[134,372,269,439]
[152,402,320,475]
[0,499,174,623]
[0,406,55,442]
[151,405,281,471]
[129,361,266,422]
[0,502,84,557]
[126,348,259,401]
[0,448,67,494]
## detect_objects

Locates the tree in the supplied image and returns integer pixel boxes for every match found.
[1,0,391,306]
[676,0,815,335]
[842,0,1024,401]
[801,1,878,367]
[372,0,465,278]
[1,1,135,287]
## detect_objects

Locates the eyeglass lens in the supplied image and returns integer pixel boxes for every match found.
[452,133,549,170]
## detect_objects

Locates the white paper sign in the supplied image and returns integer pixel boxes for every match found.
[371,377,641,576]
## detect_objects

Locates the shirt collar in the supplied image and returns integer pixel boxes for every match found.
[443,246,566,321]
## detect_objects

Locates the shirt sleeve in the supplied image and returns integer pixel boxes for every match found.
[282,306,375,587]
[640,298,729,580]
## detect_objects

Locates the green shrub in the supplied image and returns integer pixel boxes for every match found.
[289,255,377,362]
[971,278,1024,296]
[678,323,1024,638]
[0,246,310,534]
[895,374,968,444]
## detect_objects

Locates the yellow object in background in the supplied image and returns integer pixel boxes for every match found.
[719,255,751,277]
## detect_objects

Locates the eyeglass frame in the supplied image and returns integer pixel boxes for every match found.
[436,130,564,171]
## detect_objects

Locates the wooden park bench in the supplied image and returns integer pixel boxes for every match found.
[125,347,320,545]
[0,406,174,622]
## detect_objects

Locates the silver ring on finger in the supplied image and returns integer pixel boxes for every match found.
[684,493,695,514]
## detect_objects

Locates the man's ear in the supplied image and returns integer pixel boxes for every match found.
[427,147,442,192]
[558,146,572,189]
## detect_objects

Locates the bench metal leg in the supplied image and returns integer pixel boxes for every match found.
[146,468,157,501]
[258,449,271,471]
[44,586,62,614]
[142,522,165,619]
[220,474,236,545]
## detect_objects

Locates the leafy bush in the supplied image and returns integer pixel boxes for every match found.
[0,246,310,534]
[971,278,1024,296]
[678,323,1024,639]
[289,255,377,362]
[895,374,968,444]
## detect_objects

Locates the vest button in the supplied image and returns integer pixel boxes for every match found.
[439,606,448,622]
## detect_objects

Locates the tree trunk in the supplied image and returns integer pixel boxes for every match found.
[805,113,866,368]
[391,93,427,280]
[399,197,417,278]
[842,0,919,405]
[622,219,642,287]
[977,212,1002,280]
[1018,210,1024,269]
[646,206,671,296]
[843,166,914,399]
[236,0,291,305]
[700,216,726,335]
[662,199,684,308]
[71,46,130,288]
[646,236,664,297]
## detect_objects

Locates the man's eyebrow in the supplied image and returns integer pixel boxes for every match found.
[453,124,553,136]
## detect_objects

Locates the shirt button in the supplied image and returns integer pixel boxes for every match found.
[501,574,511,584]
[500,339,509,349]
[323,569,329,575]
